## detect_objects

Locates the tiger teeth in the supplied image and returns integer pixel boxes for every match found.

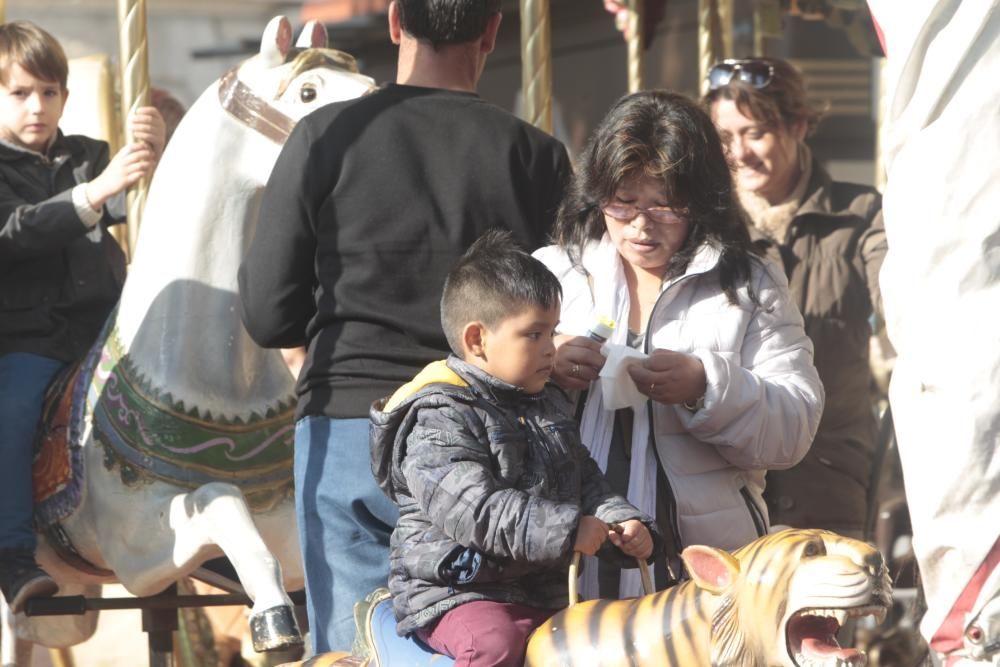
[805,608,848,625]
[804,606,886,625]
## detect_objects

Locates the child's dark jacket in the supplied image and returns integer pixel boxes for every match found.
[0,132,126,362]
[370,356,660,635]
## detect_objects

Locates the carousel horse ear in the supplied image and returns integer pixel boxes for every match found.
[681,544,740,595]
[260,16,294,67]
[296,20,328,49]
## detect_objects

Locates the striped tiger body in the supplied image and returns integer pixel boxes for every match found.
[281,529,892,667]
[525,529,892,667]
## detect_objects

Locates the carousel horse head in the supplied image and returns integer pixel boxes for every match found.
[117,15,375,418]
[284,529,893,667]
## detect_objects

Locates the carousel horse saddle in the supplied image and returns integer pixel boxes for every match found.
[355,589,454,666]
[32,361,87,528]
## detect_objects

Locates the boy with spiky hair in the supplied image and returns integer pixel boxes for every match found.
[370,230,658,665]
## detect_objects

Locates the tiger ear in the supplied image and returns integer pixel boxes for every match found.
[682,545,740,595]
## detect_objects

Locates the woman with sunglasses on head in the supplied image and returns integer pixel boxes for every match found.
[702,58,887,540]
[534,90,824,599]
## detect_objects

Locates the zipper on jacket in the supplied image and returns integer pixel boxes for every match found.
[641,272,700,581]
[739,486,767,538]
[645,405,684,583]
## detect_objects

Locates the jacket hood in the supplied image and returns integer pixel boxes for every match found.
[370,356,549,500]
[383,359,467,412]
[371,357,507,500]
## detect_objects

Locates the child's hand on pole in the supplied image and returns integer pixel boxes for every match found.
[127,106,166,162]
[608,519,653,560]
[85,141,157,211]
[574,515,610,556]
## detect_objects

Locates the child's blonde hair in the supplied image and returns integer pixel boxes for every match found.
[0,21,69,89]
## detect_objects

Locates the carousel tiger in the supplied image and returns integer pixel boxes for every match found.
[280,528,892,667]
[525,528,892,667]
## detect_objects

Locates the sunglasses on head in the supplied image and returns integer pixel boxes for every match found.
[707,59,775,91]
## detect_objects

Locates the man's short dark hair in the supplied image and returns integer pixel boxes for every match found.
[396,0,502,48]
[442,229,562,355]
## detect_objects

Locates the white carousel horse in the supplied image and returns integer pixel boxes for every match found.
[1,15,374,662]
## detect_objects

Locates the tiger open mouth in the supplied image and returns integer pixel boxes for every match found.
[787,604,888,667]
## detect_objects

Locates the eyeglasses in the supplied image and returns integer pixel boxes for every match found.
[706,59,775,91]
[602,203,686,224]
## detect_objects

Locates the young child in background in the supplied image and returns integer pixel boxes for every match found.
[0,20,165,612]
[370,229,659,666]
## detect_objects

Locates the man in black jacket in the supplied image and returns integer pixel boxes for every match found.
[238,0,571,652]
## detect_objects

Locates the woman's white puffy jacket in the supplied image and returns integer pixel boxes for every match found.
[535,238,824,552]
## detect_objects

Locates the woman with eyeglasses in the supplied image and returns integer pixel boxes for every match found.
[702,58,887,541]
[533,90,824,599]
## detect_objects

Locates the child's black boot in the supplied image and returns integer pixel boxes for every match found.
[0,548,58,613]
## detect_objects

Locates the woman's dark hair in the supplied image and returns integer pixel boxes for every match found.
[700,58,823,136]
[396,0,502,49]
[553,90,760,305]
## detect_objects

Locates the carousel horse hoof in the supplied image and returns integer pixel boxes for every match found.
[250,605,303,652]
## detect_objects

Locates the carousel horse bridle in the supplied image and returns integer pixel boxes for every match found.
[218,48,360,143]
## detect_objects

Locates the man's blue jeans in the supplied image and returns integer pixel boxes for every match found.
[0,353,66,551]
[294,416,399,653]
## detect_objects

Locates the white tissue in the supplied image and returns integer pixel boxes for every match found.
[599,345,649,410]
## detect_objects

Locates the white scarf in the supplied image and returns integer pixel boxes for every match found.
[573,238,658,600]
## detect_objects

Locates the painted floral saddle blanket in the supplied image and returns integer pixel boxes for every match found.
[32,321,297,529]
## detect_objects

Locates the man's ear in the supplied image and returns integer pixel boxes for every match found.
[479,12,502,55]
[462,322,488,360]
[388,1,403,45]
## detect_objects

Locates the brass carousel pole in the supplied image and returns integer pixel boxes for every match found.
[117,0,151,260]
[718,0,733,58]
[519,0,552,133]
[697,0,724,96]
[752,5,764,56]
[626,0,644,93]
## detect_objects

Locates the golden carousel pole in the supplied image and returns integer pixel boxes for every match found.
[117,0,150,260]
[520,0,552,133]
[626,0,644,93]
[697,0,724,96]
[718,0,733,59]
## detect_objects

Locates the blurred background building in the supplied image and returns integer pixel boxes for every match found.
[7,0,882,185]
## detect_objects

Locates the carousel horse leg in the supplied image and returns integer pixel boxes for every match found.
[95,481,301,653]
[167,483,301,653]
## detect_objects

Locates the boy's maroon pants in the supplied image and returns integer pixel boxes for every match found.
[415,600,556,667]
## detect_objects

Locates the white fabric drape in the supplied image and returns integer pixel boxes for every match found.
[868,0,1000,651]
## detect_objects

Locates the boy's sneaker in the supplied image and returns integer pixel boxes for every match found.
[0,548,59,614]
